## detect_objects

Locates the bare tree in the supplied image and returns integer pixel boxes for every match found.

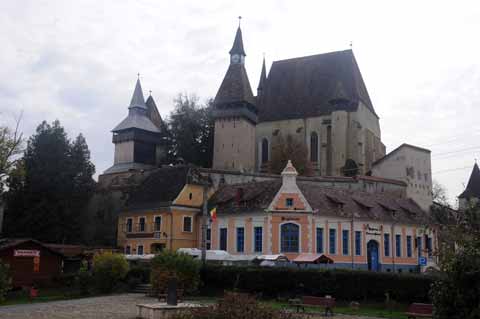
[0,113,24,194]
[269,133,312,175]
[432,180,450,207]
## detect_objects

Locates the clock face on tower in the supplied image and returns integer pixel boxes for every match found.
[231,54,240,63]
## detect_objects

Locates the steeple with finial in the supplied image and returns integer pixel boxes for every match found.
[229,16,246,64]
[257,54,267,96]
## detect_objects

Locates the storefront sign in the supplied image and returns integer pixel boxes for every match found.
[281,217,300,221]
[366,226,381,236]
[14,250,40,257]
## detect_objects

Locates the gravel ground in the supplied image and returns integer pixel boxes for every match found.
[0,293,383,319]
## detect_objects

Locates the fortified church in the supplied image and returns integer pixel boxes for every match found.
[94,23,438,272]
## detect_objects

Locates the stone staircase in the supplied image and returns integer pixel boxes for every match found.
[132,283,152,294]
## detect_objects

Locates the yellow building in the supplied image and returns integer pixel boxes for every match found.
[117,166,210,255]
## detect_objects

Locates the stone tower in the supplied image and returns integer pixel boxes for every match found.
[104,78,165,174]
[212,24,258,172]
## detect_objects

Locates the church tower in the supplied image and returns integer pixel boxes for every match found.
[458,162,480,210]
[104,78,165,174]
[212,22,258,171]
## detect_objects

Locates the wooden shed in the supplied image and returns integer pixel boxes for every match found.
[0,238,64,287]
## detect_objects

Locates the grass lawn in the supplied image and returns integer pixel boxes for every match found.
[264,300,410,319]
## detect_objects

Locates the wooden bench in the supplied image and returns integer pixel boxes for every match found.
[290,296,336,316]
[405,303,433,319]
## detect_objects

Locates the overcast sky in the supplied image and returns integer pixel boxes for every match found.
[1,0,479,205]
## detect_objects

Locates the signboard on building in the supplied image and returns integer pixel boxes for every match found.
[14,250,40,257]
[419,256,427,266]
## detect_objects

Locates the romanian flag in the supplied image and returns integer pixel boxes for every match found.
[210,207,217,222]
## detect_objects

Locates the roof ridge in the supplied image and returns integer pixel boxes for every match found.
[272,49,353,64]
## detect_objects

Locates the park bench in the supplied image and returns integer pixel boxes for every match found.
[289,296,335,316]
[405,303,433,319]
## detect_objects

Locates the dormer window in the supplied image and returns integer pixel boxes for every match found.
[286,198,294,207]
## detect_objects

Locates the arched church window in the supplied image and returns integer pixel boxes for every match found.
[261,138,269,164]
[281,223,299,252]
[310,132,319,162]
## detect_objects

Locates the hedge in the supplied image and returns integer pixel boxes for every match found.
[200,265,434,303]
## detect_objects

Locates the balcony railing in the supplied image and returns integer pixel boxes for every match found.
[122,223,162,234]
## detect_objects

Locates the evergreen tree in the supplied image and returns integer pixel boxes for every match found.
[4,120,95,243]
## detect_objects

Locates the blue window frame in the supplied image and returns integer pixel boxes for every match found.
[316,228,324,253]
[281,223,299,252]
[342,230,349,255]
[355,231,362,256]
[220,228,228,251]
[384,234,390,256]
[407,235,412,257]
[206,228,211,250]
[254,227,263,252]
[417,236,422,257]
[236,227,244,252]
[427,237,432,257]
[396,234,401,257]
[286,198,294,207]
[329,229,336,254]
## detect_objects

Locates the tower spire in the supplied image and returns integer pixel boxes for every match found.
[229,20,246,57]
[129,77,147,110]
[257,55,267,94]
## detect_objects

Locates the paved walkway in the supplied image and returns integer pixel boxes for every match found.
[0,293,383,319]
[0,293,153,319]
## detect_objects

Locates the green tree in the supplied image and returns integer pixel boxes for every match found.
[168,94,214,168]
[150,251,201,295]
[4,120,96,243]
[0,261,11,302]
[431,205,480,318]
[93,252,129,293]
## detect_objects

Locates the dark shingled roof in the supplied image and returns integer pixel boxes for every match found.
[459,163,480,199]
[214,63,255,106]
[210,180,426,224]
[258,49,376,122]
[229,27,246,56]
[125,166,191,210]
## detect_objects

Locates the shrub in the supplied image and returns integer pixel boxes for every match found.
[431,245,480,318]
[150,251,200,295]
[172,292,293,319]
[200,265,434,303]
[0,261,11,302]
[92,252,129,293]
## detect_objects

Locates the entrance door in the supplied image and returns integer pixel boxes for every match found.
[367,240,380,271]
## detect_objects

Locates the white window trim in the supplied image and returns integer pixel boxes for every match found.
[137,244,144,255]
[138,216,147,232]
[126,217,133,233]
[182,215,193,233]
[154,215,162,232]
[279,221,302,253]
[253,225,263,253]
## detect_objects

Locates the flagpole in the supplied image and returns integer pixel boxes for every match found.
[201,182,208,265]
